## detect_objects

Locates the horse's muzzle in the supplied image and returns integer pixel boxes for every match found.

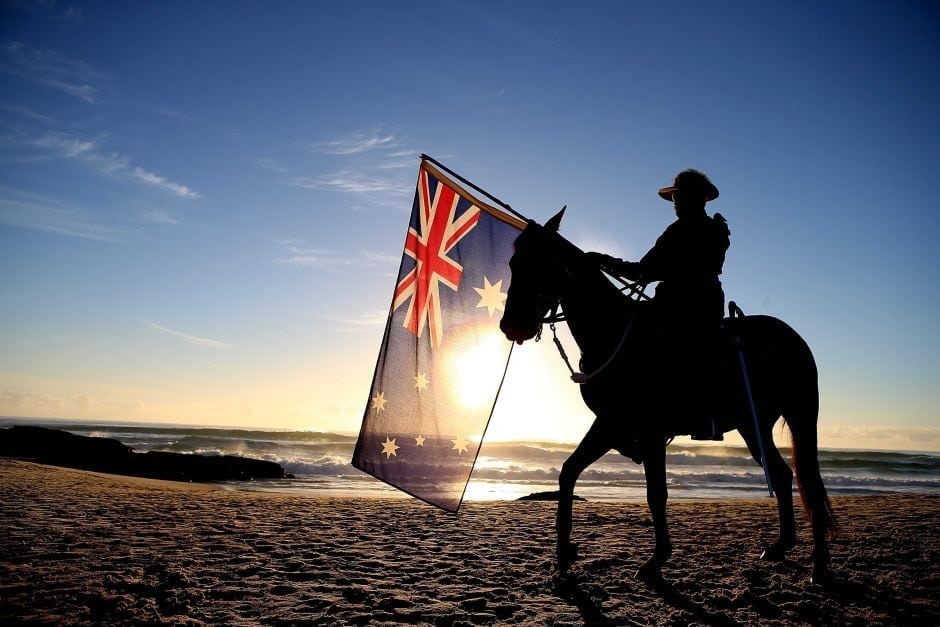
[499,316,538,344]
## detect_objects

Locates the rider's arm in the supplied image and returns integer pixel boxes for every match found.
[585,252,643,280]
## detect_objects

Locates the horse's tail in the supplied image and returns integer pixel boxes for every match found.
[786,371,838,541]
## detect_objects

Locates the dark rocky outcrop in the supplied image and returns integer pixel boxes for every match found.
[517,490,586,502]
[0,426,290,482]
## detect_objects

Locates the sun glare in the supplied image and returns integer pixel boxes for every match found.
[449,329,509,410]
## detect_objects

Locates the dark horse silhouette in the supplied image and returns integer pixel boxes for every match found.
[498,209,836,584]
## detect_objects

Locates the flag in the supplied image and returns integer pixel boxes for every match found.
[352,159,525,512]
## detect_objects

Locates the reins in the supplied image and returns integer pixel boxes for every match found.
[537,275,650,385]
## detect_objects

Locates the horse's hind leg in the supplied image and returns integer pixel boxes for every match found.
[556,420,610,573]
[741,417,797,560]
[637,436,672,580]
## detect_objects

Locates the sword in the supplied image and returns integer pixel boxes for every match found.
[730,302,775,497]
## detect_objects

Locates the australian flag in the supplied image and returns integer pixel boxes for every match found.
[352,159,525,512]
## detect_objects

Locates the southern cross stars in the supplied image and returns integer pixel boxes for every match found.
[381,436,399,459]
[451,434,470,454]
[371,391,387,412]
[474,276,507,318]
[414,372,429,391]
[414,434,426,446]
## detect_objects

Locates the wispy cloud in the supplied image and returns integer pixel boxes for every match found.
[31,133,96,157]
[314,132,396,155]
[289,129,418,211]
[255,157,287,173]
[453,2,569,56]
[130,166,201,199]
[0,185,124,241]
[1,39,101,103]
[139,319,234,349]
[0,389,63,413]
[19,132,200,198]
[820,425,940,449]
[0,103,57,124]
[274,240,398,270]
[138,208,179,225]
[289,171,411,196]
[321,309,389,333]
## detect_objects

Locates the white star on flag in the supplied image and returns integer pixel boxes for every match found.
[474,276,507,317]
[381,437,400,459]
[414,372,429,391]
[451,435,470,455]
[371,391,387,412]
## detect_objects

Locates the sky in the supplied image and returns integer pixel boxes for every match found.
[1,1,938,451]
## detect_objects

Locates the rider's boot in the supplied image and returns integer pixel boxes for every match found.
[689,371,724,441]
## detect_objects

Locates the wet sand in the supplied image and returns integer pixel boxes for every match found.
[1,459,937,625]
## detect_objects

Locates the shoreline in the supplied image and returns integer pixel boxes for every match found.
[2,459,938,624]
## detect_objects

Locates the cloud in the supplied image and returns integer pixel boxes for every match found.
[139,319,234,349]
[453,2,568,56]
[1,39,101,103]
[0,103,57,124]
[315,133,396,155]
[130,166,201,199]
[321,310,389,333]
[138,208,179,225]
[18,132,200,198]
[819,425,940,450]
[31,133,95,157]
[290,171,411,196]
[0,185,124,241]
[274,240,399,270]
[255,157,287,173]
[0,389,63,413]
[289,129,418,210]
[72,394,143,414]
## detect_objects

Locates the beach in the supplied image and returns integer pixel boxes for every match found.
[1,459,937,625]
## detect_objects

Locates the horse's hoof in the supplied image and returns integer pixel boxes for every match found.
[635,558,661,582]
[760,544,788,562]
[810,566,835,588]
[557,542,578,572]
[654,542,673,563]
[760,536,796,561]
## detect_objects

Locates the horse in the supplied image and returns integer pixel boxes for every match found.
[498,208,836,585]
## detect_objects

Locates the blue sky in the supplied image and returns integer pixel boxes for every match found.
[1,1,937,450]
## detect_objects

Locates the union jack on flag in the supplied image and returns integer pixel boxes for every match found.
[392,168,481,349]
[352,158,525,511]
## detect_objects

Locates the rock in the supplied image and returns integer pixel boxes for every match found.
[516,490,586,502]
[0,426,288,483]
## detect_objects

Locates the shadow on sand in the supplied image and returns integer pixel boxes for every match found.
[555,568,741,627]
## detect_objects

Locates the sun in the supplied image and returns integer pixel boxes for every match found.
[449,329,509,410]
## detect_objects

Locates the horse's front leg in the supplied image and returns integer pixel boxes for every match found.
[637,437,672,580]
[556,420,610,574]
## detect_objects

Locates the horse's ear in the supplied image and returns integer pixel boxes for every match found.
[544,205,566,232]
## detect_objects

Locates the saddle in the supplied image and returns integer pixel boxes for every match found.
[647,311,748,441]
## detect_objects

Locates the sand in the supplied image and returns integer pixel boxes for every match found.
[0,459,937,625]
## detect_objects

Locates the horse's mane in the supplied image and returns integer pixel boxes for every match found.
[543,228,635,314]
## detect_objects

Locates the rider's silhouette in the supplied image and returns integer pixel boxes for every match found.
[587,169,730,439]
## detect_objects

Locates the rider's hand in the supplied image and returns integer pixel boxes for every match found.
[585,251,616,269]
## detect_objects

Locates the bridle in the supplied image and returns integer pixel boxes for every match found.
[526,239,651,384]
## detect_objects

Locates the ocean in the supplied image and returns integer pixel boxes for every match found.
[3,418,938,503]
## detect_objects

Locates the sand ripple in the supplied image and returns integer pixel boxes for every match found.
[1,460,937,624]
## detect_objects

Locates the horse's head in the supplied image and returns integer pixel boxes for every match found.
[499,207,575,344]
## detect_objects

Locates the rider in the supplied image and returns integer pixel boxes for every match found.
[587,169,730,439]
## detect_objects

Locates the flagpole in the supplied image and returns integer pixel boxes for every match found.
[420,154,529,224]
